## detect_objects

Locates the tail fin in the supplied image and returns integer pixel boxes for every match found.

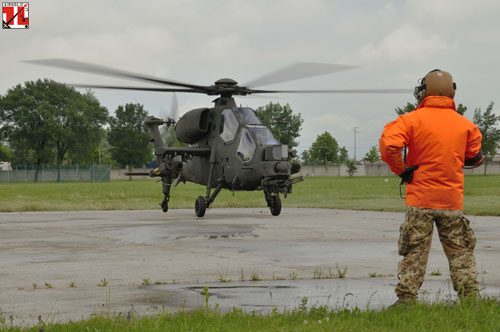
[145,116,168,155]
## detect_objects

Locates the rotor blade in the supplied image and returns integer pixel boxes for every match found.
[250,88,413,94]
[243,95,284,100]
[24,58,211,91]
[243,62,358,88]
[68,83,207,93]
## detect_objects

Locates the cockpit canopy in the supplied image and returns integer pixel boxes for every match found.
[234,108,261,125]
[220,107,282,163]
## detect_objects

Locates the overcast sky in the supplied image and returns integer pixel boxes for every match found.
[2,0,499,158]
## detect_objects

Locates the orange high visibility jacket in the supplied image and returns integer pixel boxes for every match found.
[379,96,483,210]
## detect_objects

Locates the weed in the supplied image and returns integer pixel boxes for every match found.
[315,266,343,279]
[369,272,394,278]
[313,267,323,279]
[69,281,76,288]
[202,286,210,309]
[97,278,109,287]
[289,272,297,280]
[32,283,37,289]
[336,263,348,278]
[272,273,285,280]
[154,281,167,285]
[482,270,488,275]
[172,279,177,284]
[44,282,53,289]
[142,278,152,285]
[430,269,442,276]
[218,273,231,283]
[250,272,261,281]
[299,297,308,311]
[239,268,245,282]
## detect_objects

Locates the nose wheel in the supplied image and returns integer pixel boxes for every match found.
[270,195,281,216]
[264,192,281,216]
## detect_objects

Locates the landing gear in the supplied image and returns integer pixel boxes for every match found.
[270,195,281,216]
[160,176,173,213]
[161,199,169,212]
[264,190,282,216]
[195,196,206,217]
[194,183,222,217]
[194,155,222,217]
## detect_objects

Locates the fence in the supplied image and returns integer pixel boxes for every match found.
[297,161,500,177]
[0,164,111,183]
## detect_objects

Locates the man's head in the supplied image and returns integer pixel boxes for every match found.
[414,69,456,103]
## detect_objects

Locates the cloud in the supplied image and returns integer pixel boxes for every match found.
[407,0,500,23]
[357,23,454,62]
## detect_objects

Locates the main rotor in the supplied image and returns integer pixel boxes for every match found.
[25,59,412,98]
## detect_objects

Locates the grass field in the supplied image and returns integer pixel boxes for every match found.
[1,298,499,332]
[0,175,499,215]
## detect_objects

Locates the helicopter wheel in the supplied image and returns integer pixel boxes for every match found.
[269,195,281,216]
[161,199,169,213]
[195,196,206,217]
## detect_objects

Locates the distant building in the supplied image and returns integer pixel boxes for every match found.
[0,162,11,171]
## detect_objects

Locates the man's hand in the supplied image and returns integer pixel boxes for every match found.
[399,165,419,184]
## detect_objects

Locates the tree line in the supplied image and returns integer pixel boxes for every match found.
[0,80,152,181]
[1,79,499,179]
[300,101,499,175]
[394,101,500,174]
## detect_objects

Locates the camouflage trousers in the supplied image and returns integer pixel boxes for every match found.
[396,206,478,299]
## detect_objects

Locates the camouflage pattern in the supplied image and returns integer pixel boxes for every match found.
[396,206,478,299]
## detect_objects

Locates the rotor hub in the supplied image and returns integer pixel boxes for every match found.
[215,78,238,86]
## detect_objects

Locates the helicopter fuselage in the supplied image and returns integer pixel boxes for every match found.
[174,97,297,192]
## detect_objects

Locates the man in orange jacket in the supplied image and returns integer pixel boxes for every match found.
[379,69,483,304]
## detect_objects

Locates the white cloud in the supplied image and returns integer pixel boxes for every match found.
[357,23,454,62]
[407,0,500,23]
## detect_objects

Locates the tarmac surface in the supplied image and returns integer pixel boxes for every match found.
[0,208,499,325]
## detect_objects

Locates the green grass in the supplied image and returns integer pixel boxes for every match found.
[0,175,499,215]
[1,298,499,331]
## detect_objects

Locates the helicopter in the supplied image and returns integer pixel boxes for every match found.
[27,59,411,217]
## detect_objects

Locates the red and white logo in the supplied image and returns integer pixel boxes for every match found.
[2,2,29,29]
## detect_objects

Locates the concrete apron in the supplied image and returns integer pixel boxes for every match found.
[0,208,499,325]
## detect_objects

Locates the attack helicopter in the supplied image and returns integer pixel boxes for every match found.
[28,59,410,217]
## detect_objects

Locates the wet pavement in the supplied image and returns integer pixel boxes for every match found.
[0,208,499,325]
[150,279,500,312]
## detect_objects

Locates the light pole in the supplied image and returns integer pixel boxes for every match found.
[353,127,359,161]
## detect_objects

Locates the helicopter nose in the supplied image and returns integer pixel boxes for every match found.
[274,162,290,173]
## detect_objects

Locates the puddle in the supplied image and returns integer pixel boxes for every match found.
[146,279,500,312]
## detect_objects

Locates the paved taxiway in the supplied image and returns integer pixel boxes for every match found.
[0,208,499,324]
